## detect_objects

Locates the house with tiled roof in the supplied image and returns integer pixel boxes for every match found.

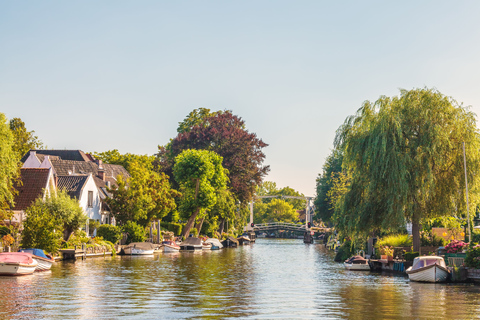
[21,150,130,227]
[9,167,56,226]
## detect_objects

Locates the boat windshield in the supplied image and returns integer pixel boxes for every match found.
[413,258,444,270]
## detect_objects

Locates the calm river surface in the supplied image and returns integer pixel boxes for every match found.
[2,239,480,319]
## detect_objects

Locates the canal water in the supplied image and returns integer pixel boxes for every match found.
[2,239,480,319]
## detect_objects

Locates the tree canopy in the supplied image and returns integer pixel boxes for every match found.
[334,88,480,251]
[157,109,269,204]
[9,117,43,160]
[92,149,155,172]
[173,149,228,237]
[0,113,20,220]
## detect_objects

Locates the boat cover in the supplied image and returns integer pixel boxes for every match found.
[20,248,49,259]
[345,255,367,264]
[204,238,223,248]
[180,237,202,246]
[124,242,156,250]
[0,252,34,264]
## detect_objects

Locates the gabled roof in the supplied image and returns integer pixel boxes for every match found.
[21,150,91,163]
[57,175,90,199]
[12,168,51,211]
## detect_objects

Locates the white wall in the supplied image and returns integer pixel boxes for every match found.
[78,174,102,221]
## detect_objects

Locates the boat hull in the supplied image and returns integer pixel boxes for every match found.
[33,256,54,271]
[124,248,154,255]
[163,244,180,253]
[406,264,449,282]
[0,262,37,276]
[179,245,203,251]
[344,262,371,271]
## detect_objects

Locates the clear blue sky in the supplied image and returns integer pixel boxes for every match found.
[2,1,480,196]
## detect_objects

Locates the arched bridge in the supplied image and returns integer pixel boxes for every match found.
[253,222,307,232]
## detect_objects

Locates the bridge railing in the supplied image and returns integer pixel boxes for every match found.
[253,222,306,231]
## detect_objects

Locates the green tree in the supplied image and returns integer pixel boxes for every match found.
[122,221,147,244]
[314,149,343,223]
[173,149,228,237]
[0,113,20,220]
[335,88,480,251]
[21,204,63,253]
[9,117,43,159]
[96,224,123,244]
[106,160,179,227]
[91,149,155,172]
[253,199,298,223]
[44,190,88,241]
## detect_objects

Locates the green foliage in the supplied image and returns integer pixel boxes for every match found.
[0,113,19,220]
[160,222,183,236]
[88,220,100,236]
[91,149,155,172]
[404,251,419,261]
[106,160,179,227]
[122,221,147,244]
[9,117,43,160]
[176,108,226,134]
[96,224,123,244]
[0,226,9,236]
[334,240,356,262]
[254,199,298,223]
[333,88,480,251]
[22,204,63,253]
[173,149,228,237]
[43,190,88,241]
[420,230,446,246]
[376,234,412,248]
[465,245,480,268]
[314,149,343,223]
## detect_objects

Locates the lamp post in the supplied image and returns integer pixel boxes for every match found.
[463,142,471,243]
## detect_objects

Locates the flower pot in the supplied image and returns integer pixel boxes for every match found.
[381,255,388,260]
[387,255,394,261]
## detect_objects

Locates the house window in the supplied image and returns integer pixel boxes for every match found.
[88,191,93,207]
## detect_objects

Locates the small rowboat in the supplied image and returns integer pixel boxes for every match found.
[123,242,155,255]
[162,240,180,253]
[204,238,223,250]
[0,252,38,276]
[19,249,55,271]
[406,256,449,282]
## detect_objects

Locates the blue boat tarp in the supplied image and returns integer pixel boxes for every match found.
[20,248,48,259]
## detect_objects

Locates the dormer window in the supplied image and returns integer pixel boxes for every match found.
[88,191,93,207]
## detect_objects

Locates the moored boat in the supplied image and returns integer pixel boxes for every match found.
[123,242,155,255]
[344,255,371,271]
[179,237,203,251]
[237,235,251,245]
[406,256,449,283]
[19,248,54,271]
[221,236,239,248]
[0,252,38,276]
[162,240,180,253]
[204,238,223,250]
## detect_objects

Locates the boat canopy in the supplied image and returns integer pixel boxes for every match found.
[411,256,446,270]
[180,237,202,246]
[124,242,156,250]
[345,255,367,264]
[204,238,223,248]
[0,252,35,264]
[20,248,49,259]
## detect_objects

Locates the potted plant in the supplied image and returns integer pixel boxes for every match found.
[2,234,14,252]
[379,246,394,260]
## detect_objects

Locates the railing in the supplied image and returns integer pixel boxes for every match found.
[253,222,306,231]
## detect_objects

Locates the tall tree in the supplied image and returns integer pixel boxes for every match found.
[173,149,228,238]
[314,149,343,223]
[0,113,19,220]
[105,160,179,227]
[253,199,298,224]
[9,117,43,159]
[92,149,155,172]
[335,88,480,251]
[157,110,269,204]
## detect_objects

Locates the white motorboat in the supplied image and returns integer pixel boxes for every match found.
[123,242,155,255]
[20,249,55,271]
[406,256,449,282]
[344,255,371,271]
[204,238,223,250]
[0,252,38,276]
[162,240,180,253]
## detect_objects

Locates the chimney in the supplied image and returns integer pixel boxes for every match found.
[98,162,105,181]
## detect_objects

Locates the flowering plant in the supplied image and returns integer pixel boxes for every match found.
[2,234,14,247]
[465,244,480,268]
[379,246,394,256]
[445,240,468,253]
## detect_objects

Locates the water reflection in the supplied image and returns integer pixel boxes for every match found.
[1,240,480,319]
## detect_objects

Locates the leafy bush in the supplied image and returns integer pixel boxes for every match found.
[420,230,446,246]
[160,222,183,235]
[0,226,9,236]
[465,245,480,268]
[404,251,419,261]
[376,234,412,248]
[97,224,123,244]
[22,204,63,253]
[334,240,355,262]
[122,221,146,244]
[88,220,101,236]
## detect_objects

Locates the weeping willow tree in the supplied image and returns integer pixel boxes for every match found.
[334,88,480,251]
